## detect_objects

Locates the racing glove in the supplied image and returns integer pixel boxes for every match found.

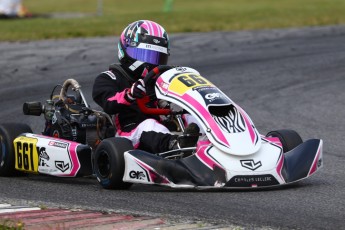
[126,79,146,101]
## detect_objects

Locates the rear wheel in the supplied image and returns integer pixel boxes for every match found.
[266,129,303,153]
[0,123,33,176]
[93,137,133,189]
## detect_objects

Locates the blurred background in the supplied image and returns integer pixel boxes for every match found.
[1,0,345,41]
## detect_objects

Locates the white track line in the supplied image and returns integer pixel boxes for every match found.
[0,203,40,213]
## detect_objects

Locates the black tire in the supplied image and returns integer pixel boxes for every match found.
[93,137,133,189]
[266,129,303,153]
[0,123,33,176]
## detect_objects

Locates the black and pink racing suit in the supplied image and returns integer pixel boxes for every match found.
[92,64,177,153]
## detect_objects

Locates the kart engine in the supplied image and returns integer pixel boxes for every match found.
[22,79,114,149]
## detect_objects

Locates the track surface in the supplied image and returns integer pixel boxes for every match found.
[0,25,344,229]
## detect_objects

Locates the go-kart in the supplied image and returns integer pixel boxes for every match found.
[0,66,323,190]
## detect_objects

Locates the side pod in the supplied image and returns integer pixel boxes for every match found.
[282,139,323,183]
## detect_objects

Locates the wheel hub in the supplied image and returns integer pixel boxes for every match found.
[97,150,111,178]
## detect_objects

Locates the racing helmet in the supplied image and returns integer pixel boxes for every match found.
[118,20,170,79]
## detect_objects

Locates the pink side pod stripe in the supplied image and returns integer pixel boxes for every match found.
[172,92,229,147]
[195,143,223,171]
[68,142,81,177]
[238,107,257,144]
[135,159,171,184]
[308,141,323,176]
[264,137,283,147]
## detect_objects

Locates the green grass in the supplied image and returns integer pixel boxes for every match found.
[0,0,345,41]
[0,220,24,230]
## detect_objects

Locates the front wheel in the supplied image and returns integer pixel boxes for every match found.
[0,123,33,176]
[93,137,133,189]
[266,129,303,153]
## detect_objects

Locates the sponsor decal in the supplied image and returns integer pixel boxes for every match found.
[226,174,280,187]
[240,159,262,171]
[194,86,214,92]
[153,38,160,44]
[129,170,146,180]
[55,161,70,172]
[138,43,168,54]
[38,147,50,160]
[134,159,170,184]
[39,159,49,167]
[205,93,221,102]
[39,168,57,173]
[234,176,271,183]
[48,141,68,149]
[175,67,187,72]
[38,147,50,167]
[195,87,231,106]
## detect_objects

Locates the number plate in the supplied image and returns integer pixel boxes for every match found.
[169,73,213,95]
[14,136,39,173]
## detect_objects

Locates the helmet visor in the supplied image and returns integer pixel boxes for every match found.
[126,46,168,65]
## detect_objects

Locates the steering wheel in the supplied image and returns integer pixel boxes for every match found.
[137,65,174,115]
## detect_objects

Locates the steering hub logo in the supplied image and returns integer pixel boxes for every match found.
[240,160,262,171]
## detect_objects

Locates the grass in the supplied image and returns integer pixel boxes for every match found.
[0,220,24,230]
[0,0,345,41]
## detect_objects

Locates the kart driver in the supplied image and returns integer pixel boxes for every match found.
[92,20,200,154]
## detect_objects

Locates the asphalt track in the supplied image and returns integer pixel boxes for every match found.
[0,25,345,229]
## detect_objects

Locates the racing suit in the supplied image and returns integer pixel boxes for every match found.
[92,64,178,153]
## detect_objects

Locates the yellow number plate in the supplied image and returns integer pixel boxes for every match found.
[14,136,39,173]
[169,73,213,95]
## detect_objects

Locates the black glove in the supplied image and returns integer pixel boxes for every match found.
[126,79,146,101]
